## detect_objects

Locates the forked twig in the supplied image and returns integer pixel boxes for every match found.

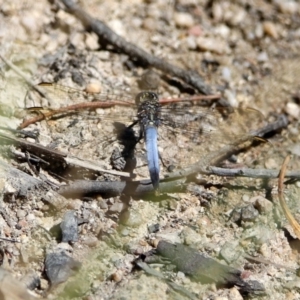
[278,155,300,239]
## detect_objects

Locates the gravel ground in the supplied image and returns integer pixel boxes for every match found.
[0,0,300,299]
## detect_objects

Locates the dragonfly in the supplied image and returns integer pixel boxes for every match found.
[21,82,266,191]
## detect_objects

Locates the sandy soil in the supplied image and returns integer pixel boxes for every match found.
[0,0,300,299]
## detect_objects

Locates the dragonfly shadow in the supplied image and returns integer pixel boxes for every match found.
[111,121,138,178]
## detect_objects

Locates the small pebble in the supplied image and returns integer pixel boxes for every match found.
[259,243,271,258]
[221,67,231,82]
[242,194,250,202]
[98,51,110,60]
[17,220,28,229]
[265,158,278,169]
[20,14,38,34]
[40,278,49,290]
[196,36,230,54]
[177,271,186,280]
[82,236,98,247]
[99,200,108,210]
[60,210,78,243]
[286,102,300,119]
[108,19,125,36]
[263,21,278,39]
[215,24,230,38]
[26,213,35,222]
[120,228,129,236]
[109,202,125,213]
[212,3,223,21]
[229,287,243,300]
[85,82,102,94]
[41,204,50,211]
[188,25,202,36]
[240,204,259,222]
[254,24,264,39]
[174,12,194,28]
[290,143,300,157]
[68,199,82,210]
[143,18,157,31]
[257,51,269,62]
[148,223,160,234]
[224,89,238,107]
[111,269,123,283]
[16,209,26,219]
[85,32,99,50]
[277,1,299,14]
[185,36,197,50]
[253,196,273,214]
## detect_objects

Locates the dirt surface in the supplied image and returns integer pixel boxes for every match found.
[0,0,300,299]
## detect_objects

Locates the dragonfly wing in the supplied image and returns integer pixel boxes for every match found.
[159,105,265,169]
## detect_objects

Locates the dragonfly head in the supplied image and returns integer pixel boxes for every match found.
[135,91,159,105]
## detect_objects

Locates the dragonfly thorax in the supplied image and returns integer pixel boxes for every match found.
[136,91,161,128]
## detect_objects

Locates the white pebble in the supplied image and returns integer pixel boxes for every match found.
[265,158,278,169]
[20,15,37,34]
[277,1,299,14]
[16,210,26,219]
[185,36,197,50]
[85,32,99,50]
[26,213,35,222]
[85,82,102,94]
[286,102,300,119]
[174,12,194,28]
[196,36,230,54]
[221,67,231,82]
[290,143,300,156]
[224,89,238,107]
[212,3,223,21]
[108,20,125,37]
[257,51,269,62]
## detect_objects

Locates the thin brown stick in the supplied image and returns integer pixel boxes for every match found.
[278,155,300,240]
